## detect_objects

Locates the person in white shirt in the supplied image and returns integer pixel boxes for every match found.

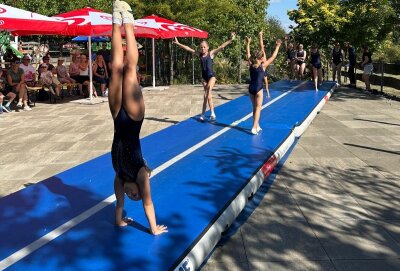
[20,55,37,87]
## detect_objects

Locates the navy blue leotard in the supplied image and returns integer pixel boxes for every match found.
[287,49,295,61]
[296,50,305,65]
[249,64,264,95]
[200,53,215,82]
[310,51,322,69]
[332,49,343,65]
[111,106,145,182]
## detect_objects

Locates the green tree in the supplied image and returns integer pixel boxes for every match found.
[288,0,396,50]
[4,0,279,83]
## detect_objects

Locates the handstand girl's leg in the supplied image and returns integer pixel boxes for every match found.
[108,16,124,119]
[122,22,144,120]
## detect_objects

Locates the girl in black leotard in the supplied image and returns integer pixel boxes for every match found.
[246,35,282,135]
[309,44,323,91]
[174,33,236,122]
[331,42,344,85]
[295,44,306,80]
[109,0,167,235]
[286,43,296,80]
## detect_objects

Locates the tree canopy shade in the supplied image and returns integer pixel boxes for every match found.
[288,0,397,49]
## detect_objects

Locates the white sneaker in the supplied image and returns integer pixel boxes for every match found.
[24,106,32,111]
[119,1,134,24]
[256,126,262,133]
[209,113,216,121]
[199,114,205,122]
[112,1,123,25]
[251,128,258,135]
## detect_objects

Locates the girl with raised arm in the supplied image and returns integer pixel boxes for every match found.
[246,35,282,135]
[110,0,167,235]
[258,31,270,98]
[174,33,236,121]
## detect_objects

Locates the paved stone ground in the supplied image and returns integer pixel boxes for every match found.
[1,84,399,271]
[201,88,400,271]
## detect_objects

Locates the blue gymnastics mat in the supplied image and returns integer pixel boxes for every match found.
[0,80,336,271]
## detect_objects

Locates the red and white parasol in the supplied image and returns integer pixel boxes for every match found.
[0,4,67,34]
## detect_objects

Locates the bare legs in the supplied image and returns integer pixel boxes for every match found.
[249,90,263,134]
[332,63,342,85]
[108,21,124,119]
[201,77,216,119]
[313,67,323,91]
[15,83,29,108]
[108,13,142,119]
[362,73,371,90]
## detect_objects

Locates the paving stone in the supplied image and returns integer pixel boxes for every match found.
[249,260,336,271]
[292,193,370,220]
[241,220,328,262]
[310,219,400,260]
[332,259,400,271]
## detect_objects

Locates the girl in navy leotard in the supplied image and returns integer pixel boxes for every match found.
[309,44,323,91]
[109,0,167,235]
[295,44,306,80]
[331,42,344,85]
[286,42,296,80]
[174,33,236,121]
[246,35,282,135]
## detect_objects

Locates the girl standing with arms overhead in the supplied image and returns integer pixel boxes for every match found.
[174,33,236,121]
[110,0,167,235]
[246,35,282,135]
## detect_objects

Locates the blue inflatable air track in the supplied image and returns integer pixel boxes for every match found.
[0,80,336,271]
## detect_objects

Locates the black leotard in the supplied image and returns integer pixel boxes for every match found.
[296,50,305,65]
[311,51,322,69]
[332,48,343,65]
[111,106,145,182]
[249,64,264,95]
[200,53,215,82]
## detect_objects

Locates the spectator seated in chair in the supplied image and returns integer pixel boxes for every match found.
[92,54,109,96]
[39,64,61,100]
[20,54,37,87]
[69,53,84,96]
[0,81,16,113]
[6,60,31,111]
[78,54,97,98]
